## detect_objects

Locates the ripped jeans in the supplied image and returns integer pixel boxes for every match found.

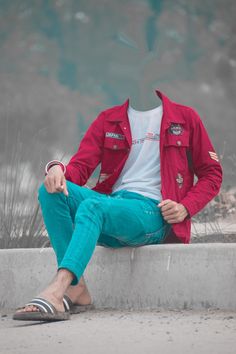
[38,181,170,285]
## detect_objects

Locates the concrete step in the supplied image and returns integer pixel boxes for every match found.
[0,244,236,310]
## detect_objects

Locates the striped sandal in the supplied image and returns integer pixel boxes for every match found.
[63,294,95,314]
[13,297,70,322]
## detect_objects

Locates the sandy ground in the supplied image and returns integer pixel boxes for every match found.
[0,309,236,354]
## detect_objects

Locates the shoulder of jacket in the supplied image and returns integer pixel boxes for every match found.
[172,101,201,123]
[100,103,125,118]
[173,101,197,113]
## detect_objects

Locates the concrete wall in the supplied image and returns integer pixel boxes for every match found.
[0,244,236,310]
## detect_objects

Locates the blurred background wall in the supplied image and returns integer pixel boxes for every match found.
[0,0,235,187]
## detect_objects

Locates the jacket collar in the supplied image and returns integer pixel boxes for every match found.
[106,89,185,124]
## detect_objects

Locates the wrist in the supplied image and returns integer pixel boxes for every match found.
[45,160,66,175]
[180,203,190,219]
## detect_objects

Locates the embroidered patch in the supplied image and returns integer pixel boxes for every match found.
[176,173,184,188]
[169,123,184,136]
[105,132,125,140]
[209,151,219,162]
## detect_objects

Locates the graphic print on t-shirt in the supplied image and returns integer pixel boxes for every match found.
[132,132,160,145]
[112,104,162,201]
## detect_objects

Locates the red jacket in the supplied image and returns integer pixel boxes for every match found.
[65,90,223,244]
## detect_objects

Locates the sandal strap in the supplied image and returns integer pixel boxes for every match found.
[25,297,57,314]
[63,295,73,312]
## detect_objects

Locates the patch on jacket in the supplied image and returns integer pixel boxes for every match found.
[105,132,125,140]
[169,123,184,136]
[209,151,219,162]
[176,173,184,188]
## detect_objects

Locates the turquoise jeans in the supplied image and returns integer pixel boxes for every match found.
[38,181,169,285]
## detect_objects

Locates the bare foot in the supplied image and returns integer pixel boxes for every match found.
[16,269,73,313]
[65,277,92,305]
[73,287,92,305]
[16,291,65,313]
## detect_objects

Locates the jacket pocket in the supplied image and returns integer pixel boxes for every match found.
[163,131,190,172]
[104,138,128,151]
[164,131,190,148]
[101,139,129,176]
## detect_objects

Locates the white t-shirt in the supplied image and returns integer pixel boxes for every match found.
[112,104,162,201]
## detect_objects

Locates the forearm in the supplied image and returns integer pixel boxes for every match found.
[65,159,94,186]
[180,171,223,217]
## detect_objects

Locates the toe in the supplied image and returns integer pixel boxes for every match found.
[16,305,40,313]
[26,305,39,312]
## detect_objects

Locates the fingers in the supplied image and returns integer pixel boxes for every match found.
[54,174,63,191]
[164,217,181,224]
[164,213,186,224]
[158,200,177,214]
[54,175,68,195]
[61,177,69,196]
[158,199,171,208]
[162,205,179,217]
[44,171,68,196]
[44,175,56,193]
[158,199,187,224]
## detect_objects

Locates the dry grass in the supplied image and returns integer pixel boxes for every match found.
[0,134,48,249]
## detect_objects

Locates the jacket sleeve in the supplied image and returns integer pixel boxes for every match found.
[180,108,223,217]
[65,112,105,186]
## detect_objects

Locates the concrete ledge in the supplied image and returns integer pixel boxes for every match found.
[0,244,236,310]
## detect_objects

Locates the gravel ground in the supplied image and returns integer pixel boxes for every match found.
[0,309,236,354]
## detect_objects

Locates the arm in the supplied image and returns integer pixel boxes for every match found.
[65,111,105,186]
[180,108,223,217]
[159,108,223,223]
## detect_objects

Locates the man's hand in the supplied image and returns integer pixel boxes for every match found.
[158,199,188,224]
[44,165,69,196]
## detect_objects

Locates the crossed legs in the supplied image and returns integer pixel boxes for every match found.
[16,181,166,315]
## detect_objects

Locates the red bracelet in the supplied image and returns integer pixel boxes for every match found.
[45,160,66,175]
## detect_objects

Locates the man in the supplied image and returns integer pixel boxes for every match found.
[13,89,222,321]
